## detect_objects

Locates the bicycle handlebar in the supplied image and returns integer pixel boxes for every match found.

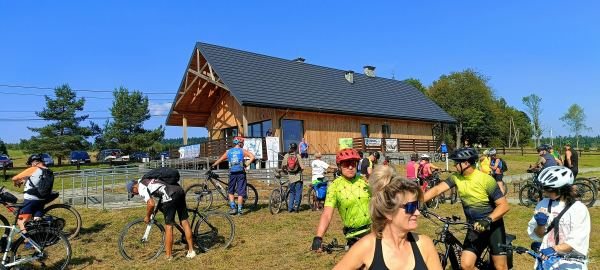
[499,244,587,262]
[421,208,474,228]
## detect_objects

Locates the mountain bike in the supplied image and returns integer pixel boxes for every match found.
[184,170,258,212]
[500,243,587,270]
[0,187,82,240]
[519,168,597,207]
[269,172,312,214]
[321,238,348,254]
[118,191,235,261]
[433,152,447,162]
[422,208,514,269]
[0,204,71,269]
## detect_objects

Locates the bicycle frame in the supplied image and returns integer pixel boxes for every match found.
[0,213,46,267]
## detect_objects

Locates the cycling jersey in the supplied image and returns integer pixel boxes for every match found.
[227,148,244,173]
[324,175,371,238]
[444,170,503,221]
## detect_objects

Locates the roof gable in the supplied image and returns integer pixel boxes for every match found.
[195,42,455,123]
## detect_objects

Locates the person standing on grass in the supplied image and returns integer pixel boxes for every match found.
[489,149,506,195]
[563,144,579,178]
[310,151,331,210]
[281,142,305,212]
[212,136,255,215]
[406,153,419,181]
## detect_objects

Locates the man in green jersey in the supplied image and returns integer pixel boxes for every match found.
[424,148,510,270]
[311,148,371,251]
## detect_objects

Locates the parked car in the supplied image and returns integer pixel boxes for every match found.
[70,151,91,164]
[97,149,129,164]
[130,151,150,162]
[41,153,54,166]
[156,151,170,160]
[0,155,13,169]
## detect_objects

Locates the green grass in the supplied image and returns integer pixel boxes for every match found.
[0,202,594,269]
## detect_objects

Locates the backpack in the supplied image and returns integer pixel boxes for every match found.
[27,168,54,199]
[500,158,508,173]
[142,167,180,186]
[286,153,300,173]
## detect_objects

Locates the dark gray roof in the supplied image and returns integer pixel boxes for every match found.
[196,42,455,123]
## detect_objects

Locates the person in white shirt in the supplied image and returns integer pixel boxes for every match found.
[527,166,590,269]
[127,178,196,261]
[310,152,332,210]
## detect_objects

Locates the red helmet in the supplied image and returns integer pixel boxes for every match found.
[233,136,245,144]
[336,148,361,164]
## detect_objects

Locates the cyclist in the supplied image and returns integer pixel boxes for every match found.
[312,148,371,251]
[548,145,563,166]
[310,151,332,210]
[281,142,304,212]
[359,152,380,179]
[126,178,196,260]
[527,166,589,269]
[563,144,579,178]
[489,148,506,195]
[536,144,557,169]
[424,148,510,270]
[11,154,48,233]
[417,154,439,185]
[438,141,448,159]
[334,166,442,269]
[212,136,255,215]
[405,153,419,182]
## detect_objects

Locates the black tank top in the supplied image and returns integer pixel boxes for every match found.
[369,233,427,270]
[564,150,579,169]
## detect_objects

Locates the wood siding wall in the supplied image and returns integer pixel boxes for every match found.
[205,93,243,140]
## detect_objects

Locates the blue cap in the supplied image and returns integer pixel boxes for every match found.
[126,179,138,194]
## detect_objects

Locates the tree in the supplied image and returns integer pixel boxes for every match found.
[0,138,7,156]
[428,69,496,148]
[21,84,92,165]
[404,78,427,94]
[522,94,543,146]
[101,87,164,153]
[560,104,591,148]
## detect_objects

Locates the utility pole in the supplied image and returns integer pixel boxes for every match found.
[550,128,554,146]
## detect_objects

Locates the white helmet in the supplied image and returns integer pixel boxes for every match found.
[420,154,430,159]
[537,166,574,189]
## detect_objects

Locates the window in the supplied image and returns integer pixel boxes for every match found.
[360,124,369,137]
[249,120,273,138]
[382,124,391,138]
[222,127,238,139]
[282,119,304,152]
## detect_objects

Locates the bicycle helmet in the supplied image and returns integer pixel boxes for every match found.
[488,148,497,155]
[336,148,361,164]
[26,154,44,165]
[232,136,244,145]
[536,144,548,152]
[448,148,479,163]
[537,166,574,189]
[420,154,430,160]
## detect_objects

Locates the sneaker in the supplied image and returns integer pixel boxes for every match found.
[237,208,243,216]
[228,208,237,215]
[186,250,197,259]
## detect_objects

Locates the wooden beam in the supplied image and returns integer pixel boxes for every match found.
[187,68,229,90]
[183,116,188,145]
[190,81,209,104]
[172,110,210,117]
[208,63,216,81]
[208,84,218,98]
[242,106,249,136]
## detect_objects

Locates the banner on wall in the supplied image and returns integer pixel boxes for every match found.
[365,138,382,147]
[243,138,263,159]
[178,144,201,159]
[339,138,353,150]
[385,139,398,152]
[265,136,280,168]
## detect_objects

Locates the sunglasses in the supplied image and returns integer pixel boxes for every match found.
[401,201,420,215]
[340,160,357,168]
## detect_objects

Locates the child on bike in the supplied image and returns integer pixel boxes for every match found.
[310,152,331,210]
[127,178,196,260]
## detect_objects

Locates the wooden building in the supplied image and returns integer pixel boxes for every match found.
[166,42,455,158]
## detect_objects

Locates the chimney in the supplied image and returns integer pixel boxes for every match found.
[345,71,355,84]
[293,57,305,63]
[363,65,376,77]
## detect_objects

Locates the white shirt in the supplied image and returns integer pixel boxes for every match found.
[24,168,43,201]
[527,198,590,269]
[138,179,173,203]
[311,159,329,180]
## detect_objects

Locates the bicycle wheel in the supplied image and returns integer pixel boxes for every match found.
[269,189,283,215]
[185,183,213,212]
[519,184,541,207]
[440,155,446,162]
[118,218,165,261]
[433,153,439,162]
[244,184,258,210]
[11,227,71,269]
[194,211,235,250]
[426,196,440,209]
[573,182,596,207]
[43,204,82,240]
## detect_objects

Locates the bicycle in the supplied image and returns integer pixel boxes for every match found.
[118,190,235,261]
[0,197,71,269]
[500,243,587,270]
[184,170,258,212]
[433,152,447,163]
[321,238,348,254]
[519,168,597,207]
[422,208,514,269]
[269,171,312,214]
[419,170,457,209]
[0,187,82,241]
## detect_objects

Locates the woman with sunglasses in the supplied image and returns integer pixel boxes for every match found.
[527,166,590,269]
[423,148,510,270]
[312,148,372,252]
[333,166,442,270]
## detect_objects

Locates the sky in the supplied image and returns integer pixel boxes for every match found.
[1,1,599,143]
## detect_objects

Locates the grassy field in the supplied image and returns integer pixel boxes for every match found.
[0,201,595,269]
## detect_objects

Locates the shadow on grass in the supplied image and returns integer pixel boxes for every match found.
[70,255,102,266]
[79,222,110,236]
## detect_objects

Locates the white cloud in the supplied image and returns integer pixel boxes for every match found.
[149,102,172,116]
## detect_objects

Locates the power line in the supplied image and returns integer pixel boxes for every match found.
[0,115,168,121]
[0,110,108,113]
[0,91,173,101]
[0,84,175,94]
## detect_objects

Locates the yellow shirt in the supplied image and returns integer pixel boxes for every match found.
[479,156,491,174]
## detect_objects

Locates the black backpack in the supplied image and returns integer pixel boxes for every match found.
[27,168,55,199]
[500,158,508,173]
[142,167,180,186]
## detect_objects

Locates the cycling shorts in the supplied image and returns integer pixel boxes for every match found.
[227,172,247,197]
[463,219,507,256]
[19,199,45,217]
[160,189,188,225]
